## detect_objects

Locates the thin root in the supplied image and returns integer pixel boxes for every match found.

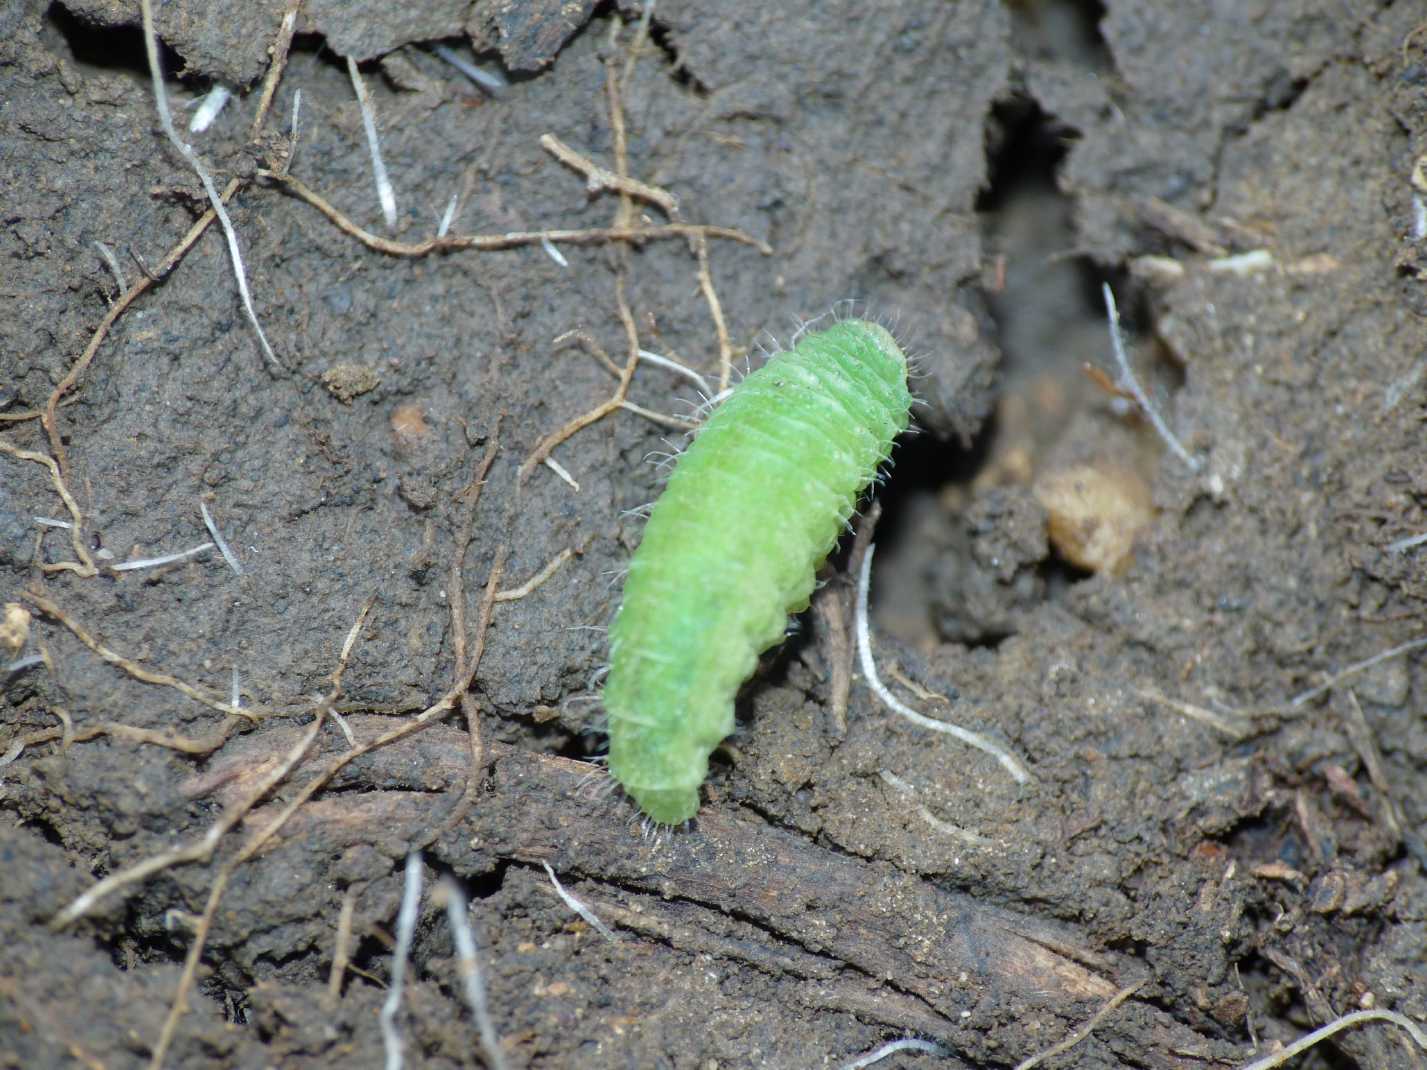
[541,861,619,941]
[440,877,509,1070]
[1289,635,1427,707]
[839,1038,950,1070]
[543,456,580,491]
[1012,980,1145,1070]
[694,233,735,393]
[519,274,642,484]
[379,851,424,1070]
[0,439,95,575]
[855,545,1033,784]
[1,717,238,768]
[140,0,281,372]
[22,591,255,721]
[427,428,505,846]
[259,170,769,258]
[199,499,244,576]
[1237,1009,1427,1070]
[326,886,358,1005]
[540,133,679,218]
[1137,689,1252,740]
[1101,283,1200,474]
[495,548,574,602]
[347,56,397,229]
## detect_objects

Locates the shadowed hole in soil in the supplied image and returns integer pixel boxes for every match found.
[44,2,165,80]
[1005,0,1112,71]
[646,16,710,97]
[977,91,1090,381]
[871,90,1115,649]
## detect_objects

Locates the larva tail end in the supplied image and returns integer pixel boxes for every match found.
[628,783,700,825]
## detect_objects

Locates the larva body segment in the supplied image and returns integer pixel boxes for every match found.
[605,320,913,824]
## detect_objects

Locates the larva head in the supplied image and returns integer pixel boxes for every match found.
[825,320,909,388]
[833,318,901,368]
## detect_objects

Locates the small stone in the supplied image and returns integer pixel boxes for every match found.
[390,404,431,449]
[1,602,30,653]
[1034,462,1154,575]
[321,363,381,404]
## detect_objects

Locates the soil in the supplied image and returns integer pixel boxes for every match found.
[2,1,1425,1068]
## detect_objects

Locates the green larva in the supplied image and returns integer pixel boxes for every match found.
[605,319,913,824]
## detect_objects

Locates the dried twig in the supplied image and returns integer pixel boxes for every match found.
[443,549,507,844]
[558,333,706,431]
[619,0,659,88]
[248,5,300,140]
[555,329,621,376]
[813,584,852,736]
[147,736,322,1068]
[1,718,237,768]
[443,432,504,831]
[604,57,635,231]
[51,710,326,932]
[51,599,372,939]
[147,599,374,1068]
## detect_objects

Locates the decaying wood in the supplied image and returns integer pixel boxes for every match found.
[190,718,1241,1068]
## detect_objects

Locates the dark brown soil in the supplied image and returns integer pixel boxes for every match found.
[3,2,1425,1068]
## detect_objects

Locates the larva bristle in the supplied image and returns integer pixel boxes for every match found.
[574,767,611,799]
[604,319,913,825]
